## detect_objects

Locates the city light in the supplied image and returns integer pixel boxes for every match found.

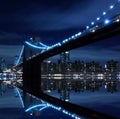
[116,19,120,22]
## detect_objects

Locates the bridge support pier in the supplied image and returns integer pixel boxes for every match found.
[23,47,41,108]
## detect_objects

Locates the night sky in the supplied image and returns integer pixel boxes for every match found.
[0,0,120,64]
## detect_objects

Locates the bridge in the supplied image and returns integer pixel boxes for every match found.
[1,1,120,119]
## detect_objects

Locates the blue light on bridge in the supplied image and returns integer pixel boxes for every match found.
[110,5,114,9]
[91,22,94,25]
[39,105,48,111]
[25,41,47,50]
[103,12,106,15]
[25,104,49,112]
[77,32,82,36]
[48,103,81,119]
[15,45,24,65]
[96,17,100,21]
[15,88,24,108]
[104,19,110,24]
[39,42,49,48]
[58,42,62,46]
[23,1,119,55]
[86,26,89,29]
[71,35,75,39]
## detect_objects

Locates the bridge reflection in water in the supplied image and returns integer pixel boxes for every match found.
[41,78,120,118]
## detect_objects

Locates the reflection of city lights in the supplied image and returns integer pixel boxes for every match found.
[105,84,107,89]
[97,74,104,79]
[73,74,79,79]
[117,73,120,79]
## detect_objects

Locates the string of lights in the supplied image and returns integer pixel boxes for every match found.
[25,102,81,119]
[49,0,120,50]
[25,1,120,51]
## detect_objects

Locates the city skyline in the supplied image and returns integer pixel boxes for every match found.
[0,1,120,118]
[0,35,120,66]
[48,35,120,68]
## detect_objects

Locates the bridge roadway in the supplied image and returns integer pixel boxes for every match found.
[16,15,120,67]
[28,17,120,61]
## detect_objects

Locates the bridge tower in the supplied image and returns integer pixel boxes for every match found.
[59,51,71,101]
[22,37,47,108]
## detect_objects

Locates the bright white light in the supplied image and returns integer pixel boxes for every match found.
[30,37,33,40]
[65,51,69,54]
[104,19,110,24]
[63,39,68,43]
[15,88,24,108]
[110,5,114,9]
[116,19,120,22]
[65,39,68,42]
[77,32,82,35]
[58,43,61,46]
[92,29,95,32]
[71,35,75,39]
[91,22,94,25]
[103,12,106,15]
[75,34,78,37]
[86,26,89,29]
[97,17,100,21]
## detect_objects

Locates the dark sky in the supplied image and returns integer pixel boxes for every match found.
[0,0,120,64]
[0,0,119,45]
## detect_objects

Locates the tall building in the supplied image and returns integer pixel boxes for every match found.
[59,52,71,101]
[0,57,6,71]
[105,60,119,72]
[60,51,71,73]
